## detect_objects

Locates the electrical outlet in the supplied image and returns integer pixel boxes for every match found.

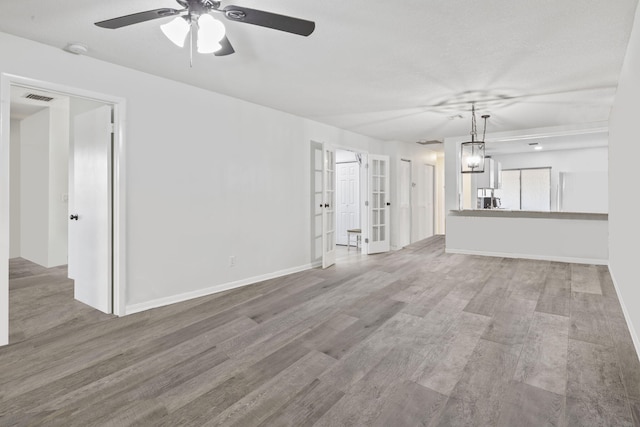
[229,256,236,267]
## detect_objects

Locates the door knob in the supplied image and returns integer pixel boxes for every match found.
[70,214,79,220]
[324,203,329,208]
[386,202,391,206]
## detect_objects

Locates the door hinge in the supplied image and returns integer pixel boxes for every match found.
[365,201,369,206]
[109,123,115,134]
[365,238,369,243]
[365,163,369,169]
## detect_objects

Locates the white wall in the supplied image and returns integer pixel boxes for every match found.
[47,98,70,267]
[19,108,50,266]
[336,150,357,163]
[9,119,20,258]
[435,152,445,234]
[609,2,640,354]
[0,31,392,317]
[490,146,608,212]
[16,100,70,268]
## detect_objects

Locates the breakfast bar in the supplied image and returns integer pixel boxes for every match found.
[446,209,609,264]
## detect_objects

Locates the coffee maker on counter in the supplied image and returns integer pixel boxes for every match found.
[477,188,501,209]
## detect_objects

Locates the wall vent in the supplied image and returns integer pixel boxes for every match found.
[25,93,55,102]
[416,140,442,145]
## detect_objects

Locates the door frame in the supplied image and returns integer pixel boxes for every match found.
[399,158,412,248]
[0,73,127,345]
[424,163,436,238]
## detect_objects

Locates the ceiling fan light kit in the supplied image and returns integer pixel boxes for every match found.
[197,14,225,53]
[160,16,190,48]
[95,0,315,62]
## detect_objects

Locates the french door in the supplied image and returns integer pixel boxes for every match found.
[368,155,390,254]
[322,143,336,268]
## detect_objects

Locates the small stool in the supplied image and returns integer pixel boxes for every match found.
[346,228,362,251]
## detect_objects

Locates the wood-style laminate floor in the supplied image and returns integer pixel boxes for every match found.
[2,236,640,426]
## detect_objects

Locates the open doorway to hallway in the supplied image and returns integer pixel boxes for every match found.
[6,84,114,344]
[335,149,362,251]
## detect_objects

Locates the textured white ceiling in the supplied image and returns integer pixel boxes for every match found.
[1,0,637,142]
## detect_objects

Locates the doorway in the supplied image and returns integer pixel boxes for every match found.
[416,163,435,241]
[0,74,127,346]
[335,149,361,247]
[310,141,391,269]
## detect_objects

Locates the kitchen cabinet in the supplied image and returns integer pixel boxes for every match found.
[476,158,501,189]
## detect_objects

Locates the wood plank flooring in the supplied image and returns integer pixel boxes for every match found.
[2,236,640,426]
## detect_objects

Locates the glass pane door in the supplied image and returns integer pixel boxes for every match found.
[368,155,390,254]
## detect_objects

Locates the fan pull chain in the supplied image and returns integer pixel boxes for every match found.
[189,21,194,68]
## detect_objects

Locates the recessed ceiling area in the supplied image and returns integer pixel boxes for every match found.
[0,0,638,142]
[485,128,609,156]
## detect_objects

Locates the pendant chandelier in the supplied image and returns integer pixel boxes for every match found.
[461,104,490,174]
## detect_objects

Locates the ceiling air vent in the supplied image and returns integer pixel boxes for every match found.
[416,140,442,145]
[25,93,55,102]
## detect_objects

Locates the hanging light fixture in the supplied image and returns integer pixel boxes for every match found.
[460,104,490,174]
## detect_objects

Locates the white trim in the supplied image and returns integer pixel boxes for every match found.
[125,262,319,315]
[0,74,127,346]
[608,268,640,363]
[445,248,608,265]
[0,75,9,345]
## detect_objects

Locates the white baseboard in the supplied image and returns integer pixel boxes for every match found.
[445,248,608,265]
[125,262,319,315]
[608,267,640,363]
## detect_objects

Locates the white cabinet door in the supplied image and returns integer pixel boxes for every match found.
[475,158,495,189]
[322,143,336,269]
[71,106,112,313]
[368,155,390,254]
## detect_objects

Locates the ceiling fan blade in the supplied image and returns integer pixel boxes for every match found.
[222,6,315,36]
[95,8,181,29]
[215,36,235,56]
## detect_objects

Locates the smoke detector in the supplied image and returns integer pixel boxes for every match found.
[64,43,89,55]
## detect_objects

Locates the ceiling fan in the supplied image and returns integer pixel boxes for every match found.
[95,0,316,58]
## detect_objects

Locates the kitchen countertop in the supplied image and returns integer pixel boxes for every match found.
[449,209,608,221]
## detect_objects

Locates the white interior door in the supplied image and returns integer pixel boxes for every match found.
[336,162,360,245]
[368,154,390,254]
[71,106,112,313]
[398,159,412,248]
[424,164,435,238]
[322,143,336,268]
[416,164,435,240]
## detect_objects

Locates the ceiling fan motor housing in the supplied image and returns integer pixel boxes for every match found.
[177,0,220,16]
